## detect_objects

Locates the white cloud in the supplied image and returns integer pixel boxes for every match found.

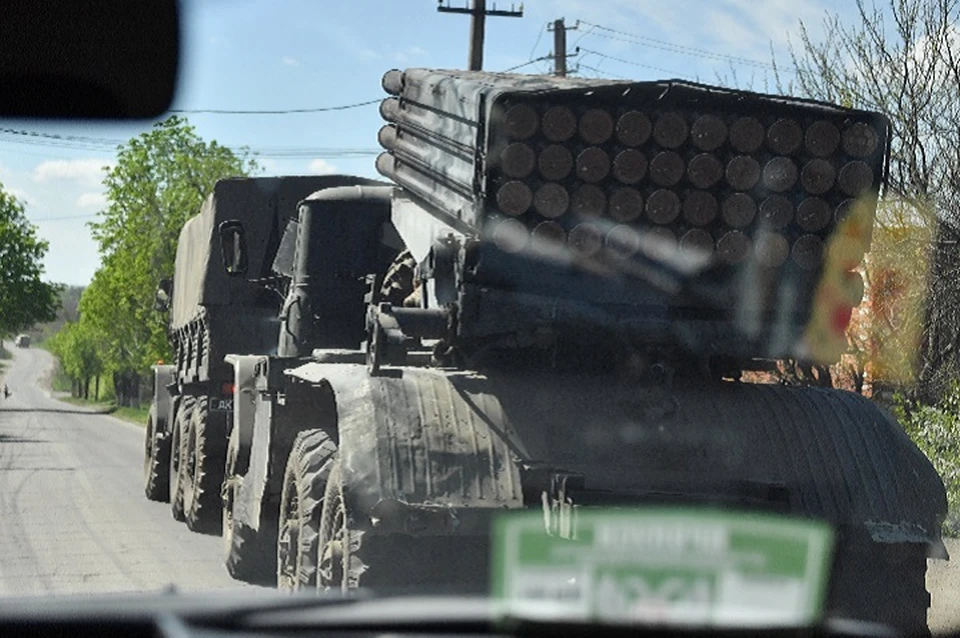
[7,187,35,206]
[76,192,108,209]
[307,159,337,175]
[394,45,428,64]
[282,56,300,67]
[33,159,112,185]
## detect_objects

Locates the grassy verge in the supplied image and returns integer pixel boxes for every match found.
[894,387,960,537]
[112,405,151,426]
[56,395,150,427]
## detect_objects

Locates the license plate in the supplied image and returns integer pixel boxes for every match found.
[210,397,233,412]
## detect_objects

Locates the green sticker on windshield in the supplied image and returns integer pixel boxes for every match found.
[492,507,834,628]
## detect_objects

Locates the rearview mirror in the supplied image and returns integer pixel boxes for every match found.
[219,221,248,277]
[0,1,179,119]
[154,278,173,312]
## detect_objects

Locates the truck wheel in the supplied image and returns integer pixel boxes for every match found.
[223,444,277,585]
[316,460,397,592]
[277,429,337,591]
[182,396,226,534]
[143,406,170,501]
[313,462,489,593]
[169,397,194,521]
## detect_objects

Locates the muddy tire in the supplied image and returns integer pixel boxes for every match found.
[182,396,226,534]
[316,460,403,592]
[829,541,930,636]
[223,443,276,585]
[223,488,276,585]
[144,406,171,501]
[277,429,337,591]
[169,397,194,521]
[314,461,490,594]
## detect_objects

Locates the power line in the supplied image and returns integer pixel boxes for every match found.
[578,21,781,72]
[0,127,379,159]
[574,63,629,81]
[168,99,381,115]
[578,48,696,81]
[501,55,553,73]
[528,21,549,60]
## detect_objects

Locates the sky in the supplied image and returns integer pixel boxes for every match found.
[0,0,856,286]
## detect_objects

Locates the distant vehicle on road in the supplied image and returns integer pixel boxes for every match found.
[14,334,30,348]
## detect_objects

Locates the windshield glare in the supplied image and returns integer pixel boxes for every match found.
[0,1,958,636]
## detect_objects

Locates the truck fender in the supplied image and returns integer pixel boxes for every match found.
[285,362,527,517]
[229,356,336,533]
[225,354,266,476]
[150,364,177,435]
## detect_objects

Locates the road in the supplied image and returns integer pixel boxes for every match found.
[928,538,960,635]
[0,347,253,596]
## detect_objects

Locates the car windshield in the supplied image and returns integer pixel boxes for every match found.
[0,0,958,636]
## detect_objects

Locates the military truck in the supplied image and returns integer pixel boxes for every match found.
[144,175,383,533]
[157,69,944,633]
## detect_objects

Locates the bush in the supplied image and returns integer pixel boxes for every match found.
[894,385,960,537]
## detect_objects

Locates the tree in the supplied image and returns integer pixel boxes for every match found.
[779,0,960,400]
[78,116,256,405]
[0,183,60,340]
[48,321,104,399]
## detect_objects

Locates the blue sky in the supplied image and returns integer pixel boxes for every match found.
[0,0,849,286]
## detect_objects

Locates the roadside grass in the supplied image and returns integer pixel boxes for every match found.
[45,356,149,427]
[894,386,960,537]
[56,395,150,427]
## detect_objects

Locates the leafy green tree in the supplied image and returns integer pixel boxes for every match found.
[48,321,104,399]
[0,182,60,341]
[78,115,256,405]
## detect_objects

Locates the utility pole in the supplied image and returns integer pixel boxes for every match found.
[437,1,524,71]
[547,18,577,77]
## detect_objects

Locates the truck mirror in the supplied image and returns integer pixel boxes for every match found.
[154,278,172,312]
[218,220,248,277]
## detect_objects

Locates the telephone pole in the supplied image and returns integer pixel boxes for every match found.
[547,18,577,77]
[437,1,524,71]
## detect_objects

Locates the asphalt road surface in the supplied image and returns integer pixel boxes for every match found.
[0,347,958,633]
[0,347,252,596]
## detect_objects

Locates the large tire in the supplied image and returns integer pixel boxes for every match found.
[223,444,276,585]
[829,541,930,636]
[314,461,495,595]
[182,396,227,534]
[169,397,194,521]
[143,405,170,501]
[277,429,337,591]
